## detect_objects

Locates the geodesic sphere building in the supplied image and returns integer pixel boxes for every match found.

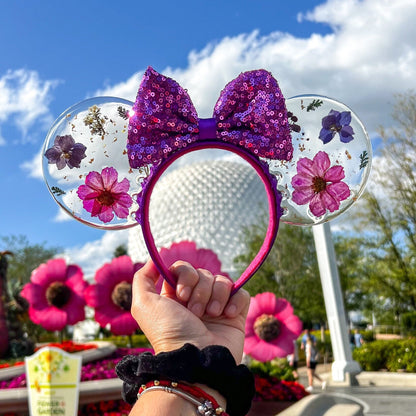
[128,159,269,278]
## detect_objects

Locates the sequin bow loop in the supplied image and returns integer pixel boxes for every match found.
[127,67,293,169]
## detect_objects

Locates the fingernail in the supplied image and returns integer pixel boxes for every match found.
[226,304,237,316]
[178,285,191,301]
[208,300,221,316]
[191,303,203,317]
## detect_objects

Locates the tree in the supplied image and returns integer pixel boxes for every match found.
[0,235,60,287]
[113,244,128,258]
[353,92,416,321]
[234,217,327,324]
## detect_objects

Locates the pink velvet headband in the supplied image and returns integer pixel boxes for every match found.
[42,67,372,292]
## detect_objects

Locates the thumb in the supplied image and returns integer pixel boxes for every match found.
[132,259,161,300]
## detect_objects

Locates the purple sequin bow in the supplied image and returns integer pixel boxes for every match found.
[127,67,293,168]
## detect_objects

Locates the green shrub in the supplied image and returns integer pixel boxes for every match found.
[401,312,416,335]
[361,330,375,343]
[248,358,296,381]
[353,338,416,372]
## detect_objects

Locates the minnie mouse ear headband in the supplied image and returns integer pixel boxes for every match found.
[43,67,372,292]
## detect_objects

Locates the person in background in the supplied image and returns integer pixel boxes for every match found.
[354,329,364,348]
[287,339,299,379]
[305,333,326,392]
[301,328,316,350]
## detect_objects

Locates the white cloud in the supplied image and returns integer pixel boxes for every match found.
[0,69,59,143]
[96,0,416,138]
[20,147,43,179]
[61,229,134,280]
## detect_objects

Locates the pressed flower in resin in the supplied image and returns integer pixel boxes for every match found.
[44,134,87,169]
[291,151,350,217]
[77,167,132,223]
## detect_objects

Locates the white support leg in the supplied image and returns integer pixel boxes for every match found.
[312,222,361,382]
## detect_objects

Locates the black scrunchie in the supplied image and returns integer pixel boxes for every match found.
[115,343,255,416]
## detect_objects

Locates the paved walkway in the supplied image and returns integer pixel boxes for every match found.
[291,364,416,416]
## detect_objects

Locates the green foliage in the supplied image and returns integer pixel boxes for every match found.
[0,235,60,286]
[351,92,416,322]
[234,219,326,324]
[401,311,416,335]
[113,245,128,258]
[248,357,296,381]
[352,338,416,372]
[361,330,375,343]
[99,333,150,348]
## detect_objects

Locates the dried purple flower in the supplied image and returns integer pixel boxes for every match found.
[44,135,87,169]
[319,110,355,144]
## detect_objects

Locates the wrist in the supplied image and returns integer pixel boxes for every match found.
[133,389,196,415]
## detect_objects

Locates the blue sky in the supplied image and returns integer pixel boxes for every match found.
[1,0,415,277]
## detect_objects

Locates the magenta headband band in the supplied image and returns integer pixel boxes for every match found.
[139,140,282,294]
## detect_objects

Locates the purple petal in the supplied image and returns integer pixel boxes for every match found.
[339,111,351,126]
[319,128,335,144]
[55,135,75,152]
[321,113,337,130]
[68,143,87,168]
[340,125,355,143]
[44,147,62,163]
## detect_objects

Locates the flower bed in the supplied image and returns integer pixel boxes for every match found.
[0,347,151,389]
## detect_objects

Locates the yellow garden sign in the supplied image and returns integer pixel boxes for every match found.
[25,346,82,416]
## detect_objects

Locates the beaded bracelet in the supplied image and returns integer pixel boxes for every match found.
[138,379,229,416]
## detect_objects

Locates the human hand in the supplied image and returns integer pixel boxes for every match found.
[131,259,250,363]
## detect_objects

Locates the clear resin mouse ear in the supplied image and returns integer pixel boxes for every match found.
[266,95,372,226]
[42,97,140,229]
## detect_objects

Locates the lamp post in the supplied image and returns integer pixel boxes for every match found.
[312,222,361,382]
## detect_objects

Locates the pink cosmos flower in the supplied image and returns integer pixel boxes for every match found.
[156,241,230,291]
[77,167,133,223]
[159,241,229,276]
[291,151,350,217]
[244,292,302,362]
[84,256,144,336]
[20,258,88,332]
